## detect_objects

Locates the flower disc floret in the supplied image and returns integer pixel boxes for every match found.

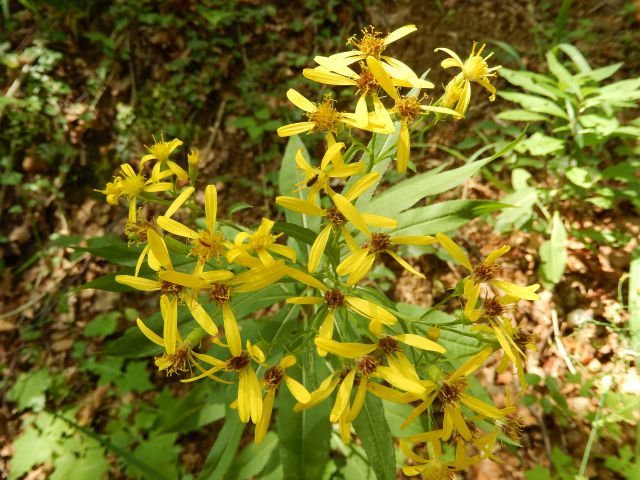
[501,414,525,442]
[155,347,189,376]
[357,356,379,376]
[191,230,226,261]
[263,366,284,388]
[438,378,467,407]
[210,283,232,305]
[481,297,505,318]
[369,232,391,254]
[226,352,250,371]
[348,26,386,58]
[355,64,379,96]
[324,288,345,309]
[307,94,342,133]
[473,262,499,282]
[326,207,347,226]
[395,95,423,123]
[159,280,183,297]
[378,336,401,355]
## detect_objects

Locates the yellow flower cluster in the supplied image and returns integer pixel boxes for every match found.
[97,25,535,477]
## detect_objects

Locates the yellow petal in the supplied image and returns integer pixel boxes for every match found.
[346,252,375,286]
[255,388,276,444]
[136,317,164,346]
[205,184,218,235]
[386,250,425,279]
[375,366,425,395]
[316,312,335,357]
[283,266,326,291]
[147,229,172,270]
[308,224,332,273]
[383,25,417,45]
[367,382,417,404]
[167,160,188,180]
[116,275,159,291]
[435,232,472,271]
[435,47,464,67]
[279,354,296,368]
[367,56,400,101]
[485,245,511,265]
[160,295,178,355]
[237,368,251,423]
[277,122,314,137]
[346,296,396,325]
[346,377,367,422]
[286,296,324,305]
[314,338,376,359]
[157,216,198,239]
[390,235,436,246]
[286,88,317,112]
[223,303,242,356]
[303,68,356,86]
[342,171,380,202]
[355,94,369,128]
[397,123,410,173]
[285,375,311,403]
[460,393,504,418]
[393,333,445,353]
[165,186,195,218]
[329,369,356,422]
[333,194,370,235]
[450,347,493,381]
[187,298,218,336]
[158,270,206,289]
[360,213,398,228]
[275,196,325,216]
[489,279,540,301]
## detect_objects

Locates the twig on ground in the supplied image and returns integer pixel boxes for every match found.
[551,305,577,374]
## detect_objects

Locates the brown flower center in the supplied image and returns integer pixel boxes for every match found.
[324,288,345,309]
[210,283,232,305]
[226,352,250,371]
[263,366,284,388]
[357,356,378,376]
[368,233,391,254]
[378,336,401,355]
[482,297,505,319]
[155,347,189,376]
[473,262,499,282]
[501,414,525,442]
[513,328,536,351]
[159,280,183,297]
[191,230,225,261]
[326,207,347,227]
[124,217,155,246]
[438,378,467,407]
[355,64,379,96]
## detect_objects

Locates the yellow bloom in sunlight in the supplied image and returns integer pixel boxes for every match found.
[328,25,434,91]
[116,229,233,350]
[436,232,540,301]
[227,217,296,267]
[97,164,173,222]
[435,42,501,117]
[462,279,539,387]
[277,90,387,139]
[400,434,479,478]
[337,227,436,286]
[277,171,397,272]
[292,142,364,202]
[185,340,265,424]
[402,347,504,441]
[141,135,188,181]
[158,185,228,266]
[304,59,411,131]
[255,355,311,444]
[288,286,396,355]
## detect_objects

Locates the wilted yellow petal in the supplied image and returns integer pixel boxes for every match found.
[329,368,356,422]
[435,232,472,271]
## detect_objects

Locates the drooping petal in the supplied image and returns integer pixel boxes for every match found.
[156,216,198,239]
[160,295,178,355]
[354,94,369,128]
[286,89,317,112]
[489,279,540,301]
[136,317,164,346]
[333,194,370,235]
[386,250,425,279]
[158,270,206,289]
[345,296,396,325]
[329,369,356,422]
[484,245,511,265]
[275,196,325,216]
[366,56,400,102]
[397,122,410,173]
[222,303,242,357]
[394,333,445,353]
[361,213,398,228]
[435,232,472,271]
[316,312,335,357]
[342,171,380,202]
[460,393,504,419]
[346,376,368,422]
[285,374,311,403]
[165,186,195,218]
[449,347,493,381]
[255,388,276,444]
[116,275,159,291]
[383,24,417,46]
[187,297,218,336]
[303,68,357,86]
[435,47,464,68]
[314,338,377,359]
[205,184,218,235]
[277,122,315,137]
[308,224,332,273]
[390,235,436,246]
[147,229,172,270]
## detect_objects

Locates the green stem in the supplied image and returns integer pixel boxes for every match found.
[577,376,612,478]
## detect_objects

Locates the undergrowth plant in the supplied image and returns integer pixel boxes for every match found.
[90,25,538,479]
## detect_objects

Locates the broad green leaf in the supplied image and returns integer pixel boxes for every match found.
[9,421,54,479]
[497,109,550,122]
[499,69,561,99]
[127,432,181,480]
[629,250,640,353]
[391,200,507,237]
[7,369,52,411]
[199,407,244,480]
[154,384,225,434]
[557,44,591,73]
[352,395,396,480]
[81,272,137,292]
[499,91,568,119]
[383,401,424,437]
[582,63,622,83]
[546,49,579,93]
[566,167,601,189]
[227,432,278,480]
[367,131,526,216]
[525,465,553,480]
[75,235,142,267]
[342,444,376,480]
[539,212,567,285]
[84,311,120,337]
[518,132,564,156]
[276,364,331,480]
[51,447,110,480]
[494,188,538,234]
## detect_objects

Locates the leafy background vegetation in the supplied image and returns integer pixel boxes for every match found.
[1,0,639,479]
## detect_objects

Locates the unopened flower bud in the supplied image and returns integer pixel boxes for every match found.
[188,149,199,183]
[427,326,440,341]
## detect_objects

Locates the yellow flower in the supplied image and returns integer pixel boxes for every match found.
[436,232,540,301]
[185,340,265,424]
[277,171,397,272]
[402,348,504,441]
[292,142,364,202]
[227,218,296,267]
[255,355,311,443]
[277,90,388,138]
[157,184,228,265]
[304,58,409,131]
[288,286,397,355]
[462,279,539,387]
[141,135,188,181]
[116,229,233,351]
[435,42,501,117]
[97,164,173,222]
[337,228,436,286]
[328,25,434,91]
[400,434,479,478]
